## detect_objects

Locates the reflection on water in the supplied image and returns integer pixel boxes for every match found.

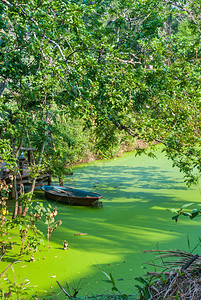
[3,148,201,297]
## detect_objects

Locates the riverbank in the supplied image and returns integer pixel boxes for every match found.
[70,138,149,167]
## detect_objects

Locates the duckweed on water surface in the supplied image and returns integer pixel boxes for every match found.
[1,148,200,298]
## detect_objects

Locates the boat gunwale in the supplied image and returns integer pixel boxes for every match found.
[41,185,102,200]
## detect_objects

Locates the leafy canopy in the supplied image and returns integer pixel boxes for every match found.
[0,0,200,185]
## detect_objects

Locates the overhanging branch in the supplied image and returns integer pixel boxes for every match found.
[111,118,139,138]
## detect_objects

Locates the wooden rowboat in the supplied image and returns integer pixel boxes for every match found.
[41,185,103,207]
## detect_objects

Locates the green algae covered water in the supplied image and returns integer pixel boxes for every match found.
[1,147,201,298]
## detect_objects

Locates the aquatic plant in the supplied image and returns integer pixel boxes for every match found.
[134,203,201,299]
[57,279,86,298]
[168,202,201,223]
[0,183,62,297]
[0,179,9,231]
[135,249,201,299]
[44,204,62,250]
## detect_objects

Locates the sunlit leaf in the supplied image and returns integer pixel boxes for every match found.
[181,203,194,209]
[167,208,179,213]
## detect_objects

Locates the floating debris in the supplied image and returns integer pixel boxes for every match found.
[63,240,69,250]
[74,233,87,236]
[29,255,35,262]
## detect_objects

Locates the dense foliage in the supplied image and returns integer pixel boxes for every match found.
[0,0,200,188]
[0,1,200,297]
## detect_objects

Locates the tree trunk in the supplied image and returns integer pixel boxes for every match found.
[26,129,35,164]
[17,205,23,216]
[48,176,52,185]
[12,176,19,219]
[39,110,49,164]
[21,178,36,217]
[59,178,64,186]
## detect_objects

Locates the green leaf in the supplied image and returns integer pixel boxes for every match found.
[111,286,119,292]
[182,212,191,217]
[167,208,179,213]
[159,273,168,284]
[192,209,201,213]
[190,212,199,219]
[135,285,144,297]
[187,235,191,252]
[172,215,179,222]
[99,269,112,281]
[181,203,194,209]
[109,272,116,286]
[135,276,148,285]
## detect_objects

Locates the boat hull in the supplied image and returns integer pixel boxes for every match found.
[41,185,102,206]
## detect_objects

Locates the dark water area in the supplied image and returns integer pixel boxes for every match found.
[2,147,201,298]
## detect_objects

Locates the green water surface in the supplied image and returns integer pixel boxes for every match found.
[1,147,201,298]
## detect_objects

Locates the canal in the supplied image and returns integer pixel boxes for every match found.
[2,147,201,298]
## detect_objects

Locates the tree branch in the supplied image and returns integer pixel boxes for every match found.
[1,0,12,7]
[111,118,139,138]
[116,58,142,66]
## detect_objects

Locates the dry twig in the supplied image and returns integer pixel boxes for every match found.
[142,250,201,299]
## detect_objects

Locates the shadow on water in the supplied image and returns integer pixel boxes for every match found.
[2,150,201,298]
[70,165,189,192]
